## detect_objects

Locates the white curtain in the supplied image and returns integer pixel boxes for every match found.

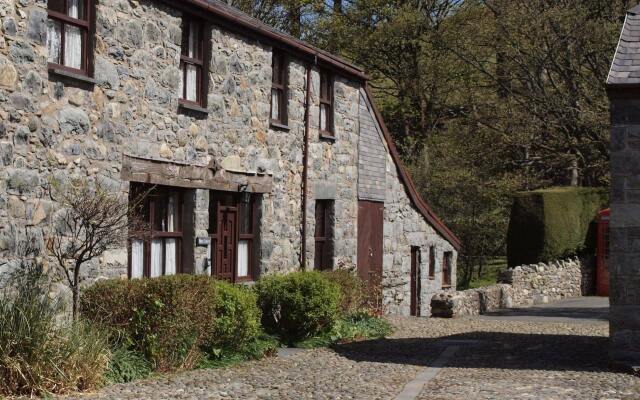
[271,90,279,120]
[237,240,249,277]
[47,20,62,64]
[167,195,175,231]
[131,240,144,279]
[186,65,198,101]
[64,0,82,69]
[165,239,177,275]
[188,23,198,58]
[151,239,163,278]
[320,104,327,131]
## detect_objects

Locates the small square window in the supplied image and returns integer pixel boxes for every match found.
[46,0,93,76]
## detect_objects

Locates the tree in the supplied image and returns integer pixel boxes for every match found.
[46,179,147,319]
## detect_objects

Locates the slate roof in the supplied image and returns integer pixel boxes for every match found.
[608,5,640,85]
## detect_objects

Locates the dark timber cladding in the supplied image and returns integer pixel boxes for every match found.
[357,201,383,289]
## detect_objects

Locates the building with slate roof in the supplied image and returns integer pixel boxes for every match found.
[0,0,460,316]
[607,4,640,371]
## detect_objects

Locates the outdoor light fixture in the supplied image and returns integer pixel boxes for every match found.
[239,184,250,204]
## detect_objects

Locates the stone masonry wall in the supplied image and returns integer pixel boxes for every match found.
[355,90,458,316]
[431,257,595,318]
[0,0,458,315]
[609,93,640,368]
[0,0,358,282]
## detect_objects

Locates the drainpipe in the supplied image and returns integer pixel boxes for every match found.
[301,63,312,270]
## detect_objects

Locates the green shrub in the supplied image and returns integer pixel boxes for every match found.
[323,269,366,315]
[0,265,110,396]
[206,280,261,352]
[255,271,341,343]
[506,187,608,267]
[106,347,152,384]
[81,275,263,372]
[296,311,393,348]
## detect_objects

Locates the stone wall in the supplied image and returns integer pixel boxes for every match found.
[0,0,459,316]
[357,91,458,317]
[609,92,640,368]
[431,257,595,318]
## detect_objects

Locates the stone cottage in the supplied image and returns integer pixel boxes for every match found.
[607,4,640,370]
[0,0,460,316]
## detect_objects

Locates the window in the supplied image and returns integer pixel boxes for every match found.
[129,184,184,279]
[270,50,288,126]
[319,70,334,136]
[314,200,334,270]
[209,191,260,282]
[47,0,93,75]
[428,246,436,279]
[179,17,207,106]
[443,251,453,288]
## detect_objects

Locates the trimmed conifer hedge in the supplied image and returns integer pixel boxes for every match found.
[506,187,608,267]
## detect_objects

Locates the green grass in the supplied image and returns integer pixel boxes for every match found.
[464,258,508,289]
[294,312,393,349]
[197,334,279,370]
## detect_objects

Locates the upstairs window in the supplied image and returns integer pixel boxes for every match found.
[180,17,207,107]
[270,50,288,126]
[47,0,93,75]
[314,200,334,270]
[319,70,334,136]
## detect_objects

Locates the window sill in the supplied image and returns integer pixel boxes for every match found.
[442,285,452,289]
[270,120,291,131]
[428,276,435,280]
[319,131,336,142]
[48,65,96,85]
[178,100,209,115]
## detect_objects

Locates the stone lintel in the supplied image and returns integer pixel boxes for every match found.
[121,155,272,193]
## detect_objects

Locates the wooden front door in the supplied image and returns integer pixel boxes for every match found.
[410,247,421,316]
[357,201,384,293]
[213,206,237,281]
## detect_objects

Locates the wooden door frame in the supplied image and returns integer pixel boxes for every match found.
[410,246,421,316]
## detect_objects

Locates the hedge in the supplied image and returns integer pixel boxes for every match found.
[506,187,608,267]
[255,271,341,343]
[80,275,261,372]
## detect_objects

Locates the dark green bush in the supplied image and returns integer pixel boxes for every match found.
[81,275,261,372]
[506,187,608,267]
[255,271,341,343]
[0,265,110,396]
[205,280,261,352]
[322,269,366,315]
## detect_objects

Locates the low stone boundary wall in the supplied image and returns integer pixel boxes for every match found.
[431,257,595,318]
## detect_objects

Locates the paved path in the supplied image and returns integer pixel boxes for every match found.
[62,297,639,400]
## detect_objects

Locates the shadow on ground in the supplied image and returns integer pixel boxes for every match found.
[482,306,609,321]
[332,331,610,373]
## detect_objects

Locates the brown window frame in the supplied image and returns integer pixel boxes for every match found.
[314,200,334,270]
[237,195,259,282]
[319,69,334,137]
[47,0,94,77]
[179,16,210,109]
[128,184,185,279]
[428,245,436,279]
[270,50,289,127]
[442,251,453,288]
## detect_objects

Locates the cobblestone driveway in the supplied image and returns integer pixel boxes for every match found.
[63,313,640,400]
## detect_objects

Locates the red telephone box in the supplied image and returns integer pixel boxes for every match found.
[596,208,610,296]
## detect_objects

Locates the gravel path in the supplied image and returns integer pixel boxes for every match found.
[61,315,640,400]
